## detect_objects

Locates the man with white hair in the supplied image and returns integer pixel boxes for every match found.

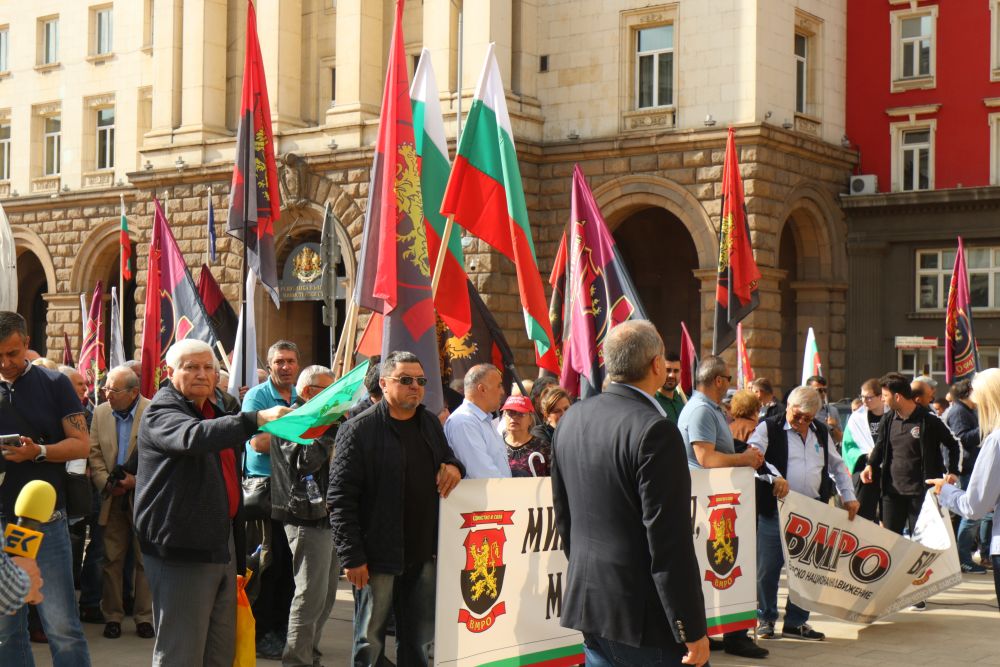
[748,385,859,642]
[268,365,340,667]
[134,339,290,666]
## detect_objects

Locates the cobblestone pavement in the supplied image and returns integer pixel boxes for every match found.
[33,571,998,666]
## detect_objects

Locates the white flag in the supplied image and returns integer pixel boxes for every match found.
[109,287,126,369]
[228,270,260,399]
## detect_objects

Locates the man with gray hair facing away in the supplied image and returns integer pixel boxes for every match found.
[748,385,858,642]
[268,364,341,667]
[552,320,709,667]
[445,363,510,478]
[134,339,290,667]
[677,354,766,659]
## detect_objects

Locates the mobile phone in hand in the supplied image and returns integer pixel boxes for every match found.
[0,434,22,447]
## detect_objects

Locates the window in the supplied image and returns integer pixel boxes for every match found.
[635,24,673,109]
[96,108,114,169]
[143,0,154,48]
[900,16,931,79]
[0,28,8,72]
[43,116,60,175]
[915,247,1000,311]
[95,7,113,55]
[901,128,931,191]
[794,33,808,114]
[330,67,336,105]
[42,18,58,65]
[891,9,937,90]
[0,124,9,180]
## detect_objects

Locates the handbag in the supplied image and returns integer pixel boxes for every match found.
[241,451,271,521]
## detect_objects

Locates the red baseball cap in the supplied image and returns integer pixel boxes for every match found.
[502,396,534,413]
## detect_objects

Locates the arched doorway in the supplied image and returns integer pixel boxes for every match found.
[613,207,700,354]
[778,224,799,398]
[16,250,48,354]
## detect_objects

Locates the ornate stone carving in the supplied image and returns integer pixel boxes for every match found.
[85,93,116,110]
[794,115,820,137]
[278,152,309,209]
[83,171,115,188]
[32,101,61,117]
[31,176,60,194]
[622,108,675,132]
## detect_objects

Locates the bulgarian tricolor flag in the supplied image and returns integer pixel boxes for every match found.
[440,44,558,373]
[261,360,369,444]
[119,194,132,281]
[800,327,822,386]
[411,49,472,337]
[736,322,754,389]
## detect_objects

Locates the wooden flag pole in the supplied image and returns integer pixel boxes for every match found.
[216,341,233,373]
[430,215,455,299]
[333,299,359,379]
[343,304,361,374]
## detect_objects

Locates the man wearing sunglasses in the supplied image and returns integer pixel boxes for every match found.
[748,385,858,642]
[329,350,464,667]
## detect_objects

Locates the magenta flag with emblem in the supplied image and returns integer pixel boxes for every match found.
[560,164,649,398]
[78,281,106,392]
[945,237,980,383]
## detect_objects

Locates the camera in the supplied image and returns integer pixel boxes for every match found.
[102,464,128,497]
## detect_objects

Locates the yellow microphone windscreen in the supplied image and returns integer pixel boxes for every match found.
[13,480,57,523]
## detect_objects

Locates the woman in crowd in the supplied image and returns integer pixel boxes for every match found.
[928,368,1000,606]
[531,386,572,445]
[728,389,760,444]
[502,395,552,477]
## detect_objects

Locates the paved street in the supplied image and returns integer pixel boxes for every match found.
[32,571,998,666]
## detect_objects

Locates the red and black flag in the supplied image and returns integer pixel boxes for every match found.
[227,0,280,307]
[78,282,106,392]
[197,264,239,353]
[680,321,699,397]
[713,127,761,354]
[438,280,517,396]
[945,236,980,383]
[546,228,569,377]
[141,200,220,398]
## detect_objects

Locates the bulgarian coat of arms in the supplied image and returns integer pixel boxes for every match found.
[457,510,514,633]
[704,492,744,590]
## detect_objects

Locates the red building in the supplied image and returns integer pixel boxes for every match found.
[843,0,1000,391]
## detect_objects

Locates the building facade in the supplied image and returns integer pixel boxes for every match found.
[844,0,1000,392]
[1,0,854,397]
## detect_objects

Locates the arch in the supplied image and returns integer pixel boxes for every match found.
[775,181,847,282]
[12,227,57,294]
[68,219,123,293]
[591,174,717,270]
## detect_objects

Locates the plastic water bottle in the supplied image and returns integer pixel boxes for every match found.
[304,475,323,507]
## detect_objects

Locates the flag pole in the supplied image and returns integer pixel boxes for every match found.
[216,341,233,373]
[119,194,125,335]
[430,215,455,298]
[333,299,359,379]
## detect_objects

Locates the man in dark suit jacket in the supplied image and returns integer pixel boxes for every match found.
[552,321,709,667]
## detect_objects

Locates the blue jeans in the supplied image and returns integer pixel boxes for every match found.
[757,513,809,628]
[583,633,688,667]
[0,514,91,666]
[352,560,435,667]
[957,474,984,567]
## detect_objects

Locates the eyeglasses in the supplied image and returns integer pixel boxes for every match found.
[385,376,428,387]
[789,411,814,423]
[814,387,828,394]
[103,386,133,395]
[719,375,732,383]
[504,410,530,419]
[861,394,878,402]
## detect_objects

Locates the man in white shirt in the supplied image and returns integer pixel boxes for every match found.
[444,364,511,479]
[748,385,859,642]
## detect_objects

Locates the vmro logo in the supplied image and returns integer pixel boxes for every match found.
[704,492,743,590]
[784,513,891,584]
[457,510,514,633]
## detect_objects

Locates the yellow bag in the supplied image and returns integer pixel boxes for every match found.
[233,573,257,667]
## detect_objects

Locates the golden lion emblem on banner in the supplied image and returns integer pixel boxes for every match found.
[394,143,429,277]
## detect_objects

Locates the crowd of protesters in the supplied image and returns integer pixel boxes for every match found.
[1,307,999,667]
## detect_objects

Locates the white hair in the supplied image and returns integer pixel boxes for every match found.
[786,385,822,415]
[296,365,334,395]
[165,339,216,370]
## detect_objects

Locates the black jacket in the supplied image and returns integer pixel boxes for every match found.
[134,384,258,569]
[270,399,337,527]
[945,400,980,475]
[868,404,960,495]
[551,384,707,648]
[327,400,464,574]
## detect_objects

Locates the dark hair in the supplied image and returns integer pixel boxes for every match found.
[0,311,27,342]
[806,375,827,387]
[951,378,973,401]
[364,355,383,398]
[267,340,299,364]
[664,351,681,363]
[861,378,880,396]
[381,351,422,378]
[540,386,571,417]
[879,372,914,400]
[529,375,558,408]
[751,377,774,395]
[933,397,950,410]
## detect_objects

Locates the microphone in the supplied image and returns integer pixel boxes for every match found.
[3,480,56,559]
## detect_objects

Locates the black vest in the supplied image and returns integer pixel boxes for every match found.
[757,414,831,517]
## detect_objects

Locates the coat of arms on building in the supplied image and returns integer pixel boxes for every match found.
[457,510,515,633]
[704,492,743,590]
[291,245,322,283]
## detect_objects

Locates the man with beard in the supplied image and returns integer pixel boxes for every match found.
[655,351,686,423]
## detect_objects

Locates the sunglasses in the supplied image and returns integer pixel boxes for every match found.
[789,411,814,423]
[386,376,428,387]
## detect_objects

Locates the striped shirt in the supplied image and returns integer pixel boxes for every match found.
[0,552,30,614]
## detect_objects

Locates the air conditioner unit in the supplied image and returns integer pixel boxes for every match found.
[849,174,878,195]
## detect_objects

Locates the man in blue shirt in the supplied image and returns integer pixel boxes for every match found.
[241,340,300,659]
[445,364,511,478]
[677,355,765,660]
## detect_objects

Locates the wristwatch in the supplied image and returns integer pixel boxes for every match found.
[33,444,47,463]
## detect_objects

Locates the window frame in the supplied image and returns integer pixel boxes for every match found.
[95,6,113,56]
[0,122,10,181]
[795,33,808,115]
[890,7,938,92]
[900,128,932,191]
[43,116,61,176]
[0,27,8,73]
[96,107,115,170]
[42,18,59,65]
[914,246,1000,312]
[634,23,675,110]
[890,118,936,192]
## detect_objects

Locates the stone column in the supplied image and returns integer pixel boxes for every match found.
[791,280,848,396]
[462,0,513,92]
[146,0,183,145]
[257,0,305,132]
[175,0,229,141]
[422,0,458,94]
[326,0,384,131]
[846,241,888,392]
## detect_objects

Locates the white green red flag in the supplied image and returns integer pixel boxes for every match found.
[411,48,472,337]
[262,360,369,444]
[800,327,821,386]
[440,43,559,374]
[119,195,132,281]
[736,322,753,389]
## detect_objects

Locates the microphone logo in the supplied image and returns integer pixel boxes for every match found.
[3,524,43,559]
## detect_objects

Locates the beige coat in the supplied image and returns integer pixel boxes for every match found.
[88,396,150,526]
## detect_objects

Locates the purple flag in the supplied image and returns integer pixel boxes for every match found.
[561,164,649,397]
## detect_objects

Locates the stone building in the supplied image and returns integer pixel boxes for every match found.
[0,0,854,397]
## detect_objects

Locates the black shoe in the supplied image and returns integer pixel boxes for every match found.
[103,622,122,639]
[724,636,769,659]
[80,606,106,624]
[256,632,284,660]
[782,623,825,641]
[137,622,155,639]
[708,637,726,651]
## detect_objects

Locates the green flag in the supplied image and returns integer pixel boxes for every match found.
[262,361,369,444]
